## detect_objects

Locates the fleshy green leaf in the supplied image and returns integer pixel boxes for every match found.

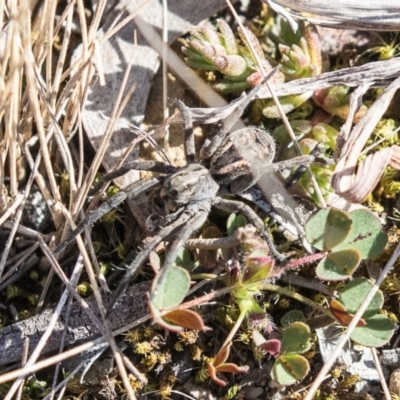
[338,278,383,320]
[273,120,312,144]
[281,322,312,355]
[151,266,190,310]
[184,57,217,71]
[243,259,273,286]
[305,208,352,251]
[227,213,247,236]
[316,249,361,281]
[335,209,387,259]
[281,310,306,328]
[350,314,395,347]
[172,247,193,270]
[315,249,361,281]
[212,54,247,76]
[217,19,238,55]
[235,297,264,315]
[312,123,338,150]
[272,354,310,385]
[262,92,313,119]
[212,79,251,93]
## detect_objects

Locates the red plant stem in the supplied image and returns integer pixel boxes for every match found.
[272,251,329,277]
[161,285,237,315]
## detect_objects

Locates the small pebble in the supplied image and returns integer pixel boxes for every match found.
[183,383,216,400]
[23,183,52,231]
[244,386,264,399]
[390,368,400,395]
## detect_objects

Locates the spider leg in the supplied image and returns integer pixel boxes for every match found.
[149,202,210,303]
[273,142,328,175]
[107,202,210,313]
[91,161,178,194]
[256,172,314,253]
[222,66,280,133]
[174,100,195,163]
[213,196,286,262]
[54,177,160,257]
[285,165,308,190]
[200,67,280,160]
[272,154,315,172]
[275,143,331,189]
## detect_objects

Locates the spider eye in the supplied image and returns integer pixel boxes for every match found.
[169,189,179,198]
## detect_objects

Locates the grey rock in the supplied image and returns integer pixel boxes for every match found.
[244,386,264,399]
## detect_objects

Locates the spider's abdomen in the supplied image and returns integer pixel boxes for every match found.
[161,163,219,211]
[210,127,275,194]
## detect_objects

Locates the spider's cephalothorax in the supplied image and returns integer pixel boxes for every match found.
[54,81,318,311]
[160,164,219,212]
[210,127,275,194]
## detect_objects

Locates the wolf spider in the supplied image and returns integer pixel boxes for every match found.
[54,78,319,311]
